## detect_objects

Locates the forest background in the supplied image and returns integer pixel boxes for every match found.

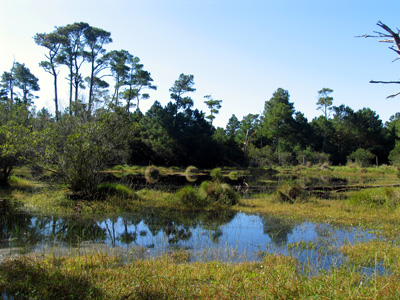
[1,1,400,196]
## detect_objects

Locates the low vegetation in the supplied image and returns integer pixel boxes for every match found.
[1,165,400,299]
[2,251,400,299]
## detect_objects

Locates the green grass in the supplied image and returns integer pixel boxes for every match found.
[1,252,400,299]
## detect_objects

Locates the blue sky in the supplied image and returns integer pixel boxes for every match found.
[1,0,400,127]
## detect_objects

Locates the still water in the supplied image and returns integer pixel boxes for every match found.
[0,203,381,274]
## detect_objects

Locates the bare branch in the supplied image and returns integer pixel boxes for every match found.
[377,21,400,57]
[370,80,400,84]
[378,39,394,43]
[387,91,400,98]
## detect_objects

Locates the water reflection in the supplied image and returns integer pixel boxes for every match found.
[0,200,382,274]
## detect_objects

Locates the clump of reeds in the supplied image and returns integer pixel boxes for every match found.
[274,182,308,204]
[185,165,199,182]
[145,165,160,184]
[198,181,238,206]
[177,167,238,207]
[177,185,208,208]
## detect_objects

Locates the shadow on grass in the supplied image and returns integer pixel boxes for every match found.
[0,256,103,300]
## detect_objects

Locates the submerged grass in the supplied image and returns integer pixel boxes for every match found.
[340,240,400,268]
[1,252,400,299]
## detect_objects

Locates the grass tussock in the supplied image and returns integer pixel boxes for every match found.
[348,187,400,209]
[176,181,239,208]
[97,183,139,200]
[2,252,400,299]
[144,165,160,184]
[274,182,309,204]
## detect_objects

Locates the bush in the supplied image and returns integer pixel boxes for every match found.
[145,166,160,184]
[348,148,375,167]
[248,145,278,167]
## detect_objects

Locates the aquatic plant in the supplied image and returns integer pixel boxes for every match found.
[274,182,308,204]
[185,165,198,182]
[177,185,208,208]
[199,180,238,206]
[144,165,160,184]
[210,167,224,182]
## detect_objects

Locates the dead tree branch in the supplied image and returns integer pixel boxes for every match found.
[358,21,400,98]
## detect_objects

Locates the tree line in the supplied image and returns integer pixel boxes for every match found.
[1,21,400,196]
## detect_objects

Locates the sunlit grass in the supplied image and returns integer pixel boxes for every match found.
[8,175,43,190]
[340,240,400,269]
[2,252,400,299]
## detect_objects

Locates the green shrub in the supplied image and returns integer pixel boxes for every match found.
[348,148,375,167]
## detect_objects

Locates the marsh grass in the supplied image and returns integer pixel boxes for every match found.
[348,187,400,209]
[185,165,199,182]
[97,183,139,200]
[144,165,160,184]
[8,175,43,190]
[274,181,309,204]
[2,251,400,299]
[340,240,400,268]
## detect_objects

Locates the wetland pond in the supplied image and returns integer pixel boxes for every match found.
[0,201,384,276]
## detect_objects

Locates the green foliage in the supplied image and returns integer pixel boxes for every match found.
[248,145,279,167]
[204,94,222,125]
[262,88,295,152]
[294,146,330,166]
[388,141,400,165]
[0,120,33,186]
[316,87,334,119]
[169,73,196,112]
[37,111,132,198]
[210,167,223,182]
[348,148,375,167]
